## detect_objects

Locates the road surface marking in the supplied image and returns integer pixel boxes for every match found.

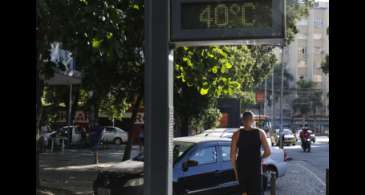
[296,162,326,186]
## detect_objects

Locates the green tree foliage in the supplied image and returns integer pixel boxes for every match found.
[286,0,315,45]
[174,45,277,135]
[321,55,329,75]
[37,0,145,125]
[36,0,145,162]
[292,79,323,125]
[265,63,294,106]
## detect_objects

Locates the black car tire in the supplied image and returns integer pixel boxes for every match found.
[263,175,268,191]
[263,166,277,191]
[114,138,122,145]
[173,188,185,195]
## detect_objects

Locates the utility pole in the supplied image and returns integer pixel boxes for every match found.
[144,0,173,194]
[271,66,275,131]
[264,79,267,116]
[279,47,285,149]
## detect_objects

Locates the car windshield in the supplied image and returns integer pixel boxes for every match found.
[173,141,195,164]
[283,130,292,135]
[131,141,196,164]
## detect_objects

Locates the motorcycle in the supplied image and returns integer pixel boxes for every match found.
[301,138,311,152]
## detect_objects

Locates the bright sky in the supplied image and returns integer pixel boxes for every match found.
[315,0,329,2]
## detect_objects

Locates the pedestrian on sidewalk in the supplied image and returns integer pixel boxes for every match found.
[39,124,49,153]
[91,121,103,163]
[80,126,88,148]
[230,111,271,195]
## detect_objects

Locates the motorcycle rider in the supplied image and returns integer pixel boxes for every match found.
[300,128,311,152]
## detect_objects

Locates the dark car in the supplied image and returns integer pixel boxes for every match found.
[93,136,272,195]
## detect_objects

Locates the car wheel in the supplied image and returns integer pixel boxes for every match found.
[114,138,122,145]
[263,166,277,190]
[173,188,185,195]
[263,175,268,191]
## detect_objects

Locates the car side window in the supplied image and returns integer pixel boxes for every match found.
[221,146,230,161]
[74,127,82,134]
[190,146,217,165]
[106,128,115,133]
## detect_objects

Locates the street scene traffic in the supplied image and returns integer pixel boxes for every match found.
[36,0,329,195]
[38,133,328,195]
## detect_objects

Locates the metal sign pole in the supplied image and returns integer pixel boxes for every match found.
[144,0,173,195]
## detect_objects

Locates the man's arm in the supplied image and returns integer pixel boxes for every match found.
[260,130,271,159]
[230,131,239,180]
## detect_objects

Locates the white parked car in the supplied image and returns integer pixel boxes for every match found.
[195,128,237,139]
[195,128,288,184]
[55,126,83,146]
[101,126,128,145]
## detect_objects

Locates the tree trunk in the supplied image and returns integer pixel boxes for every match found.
[36,62,44,189]
[70,87,80,125]
[180,116,190,137]
[173,116,180,137]
[122,92,143,161]
[93,101,101,164]
[65,87,71,125]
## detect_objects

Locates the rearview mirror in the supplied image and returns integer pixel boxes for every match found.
[182,160,198,171]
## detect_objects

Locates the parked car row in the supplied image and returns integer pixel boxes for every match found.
[93,128,288,195]
[41,125,128,150]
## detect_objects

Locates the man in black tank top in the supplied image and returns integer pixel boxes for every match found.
[230,111,271,195]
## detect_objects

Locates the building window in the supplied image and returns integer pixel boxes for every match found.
[298,48,306,59]
[314,46,322,54]
[297,19,308,26]
[314,18,323,28]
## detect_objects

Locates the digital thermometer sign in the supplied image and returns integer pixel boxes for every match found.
[171,0,285,44]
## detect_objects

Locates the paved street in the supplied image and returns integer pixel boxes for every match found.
[284,136,329,182]
[265,136,329,195]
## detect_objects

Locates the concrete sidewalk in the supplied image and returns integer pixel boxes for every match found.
[39,145,141,195]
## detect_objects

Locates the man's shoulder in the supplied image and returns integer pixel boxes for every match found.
[255,128,266,134]
[232,130,240,138]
